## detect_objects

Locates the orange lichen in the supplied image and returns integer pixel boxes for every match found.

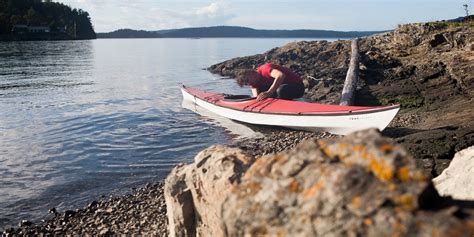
[244,156,276,179]
[388,183,397,192]
[243,170,254,180]
[369,159,394,181]
[360,148,370,162]
[230,184,239,193]
[393,194,415,210]
[394,207,404,214]
[353,144,364,153]
[335,143,354,160]
[351,196,361,209]
[303,181,325,200]
[391,221,405,237]
[363,218,373,226]
[288,179,300,193]
[337,143,349,151]
[276,228,286,237]
[275,155,288,166]
[239,182,262,197]
[397,166,411,182]
[379,143,394,153]
[317,140,333,158]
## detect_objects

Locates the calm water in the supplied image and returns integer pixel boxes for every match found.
[0,38,332,227]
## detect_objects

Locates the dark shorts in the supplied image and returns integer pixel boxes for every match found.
[257,83,305,100]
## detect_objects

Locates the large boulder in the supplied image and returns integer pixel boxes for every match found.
[222,129,473,236]
[165,129,474,236]
[433,146,474,200]
[164,145,255,237]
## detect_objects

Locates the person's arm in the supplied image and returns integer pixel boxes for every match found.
[256,69,285,101]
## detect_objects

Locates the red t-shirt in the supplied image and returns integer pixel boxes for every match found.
[251,63,302,89]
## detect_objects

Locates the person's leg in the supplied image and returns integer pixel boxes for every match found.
[276,83,305,100]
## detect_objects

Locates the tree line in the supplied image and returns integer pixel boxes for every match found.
[0,0,95,39]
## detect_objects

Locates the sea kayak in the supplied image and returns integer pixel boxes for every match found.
[181,86,400,135]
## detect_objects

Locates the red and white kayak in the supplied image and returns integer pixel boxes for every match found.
[181,86,400,135]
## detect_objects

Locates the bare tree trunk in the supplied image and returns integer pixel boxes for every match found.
[340,38,360,106]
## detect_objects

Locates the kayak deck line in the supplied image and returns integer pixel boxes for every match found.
[183,86,399,116]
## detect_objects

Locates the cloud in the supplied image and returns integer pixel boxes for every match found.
[228,14,339,30]
[55,0,466,32]
[196,1,229,17]
[60,0,236,32]
[192,1,235,27]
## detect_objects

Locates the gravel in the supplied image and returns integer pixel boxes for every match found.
[3,183,168,236]
[232,126,336,157]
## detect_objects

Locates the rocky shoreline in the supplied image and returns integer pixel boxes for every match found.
[3,21,473,236]
[208,21,474,178]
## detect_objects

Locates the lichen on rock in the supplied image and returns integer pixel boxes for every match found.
[165,129,474,237]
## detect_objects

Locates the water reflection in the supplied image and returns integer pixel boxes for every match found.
[0,38,331,228]
[181,99,262,139]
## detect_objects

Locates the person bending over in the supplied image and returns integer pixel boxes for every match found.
[236,63,304,101]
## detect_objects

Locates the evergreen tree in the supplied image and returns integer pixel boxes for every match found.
[0,0,96,39]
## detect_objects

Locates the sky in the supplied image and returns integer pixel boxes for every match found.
[59,0,472,32]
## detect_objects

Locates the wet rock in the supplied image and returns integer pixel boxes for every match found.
[64,210,76,218]
[19,220,32,227]
[48,208,57,215]
[88,200,98,209]
[433,146,474,200]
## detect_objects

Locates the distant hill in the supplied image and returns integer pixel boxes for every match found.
[97,29,160,38]
[97,26,384,39]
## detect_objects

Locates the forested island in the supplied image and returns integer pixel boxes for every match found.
[97,26,383,39]
[0,0,96,41]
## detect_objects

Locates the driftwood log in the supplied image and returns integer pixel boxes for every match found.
[340,38,360,106]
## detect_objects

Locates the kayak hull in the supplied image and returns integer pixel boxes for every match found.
[181,86,400,135]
